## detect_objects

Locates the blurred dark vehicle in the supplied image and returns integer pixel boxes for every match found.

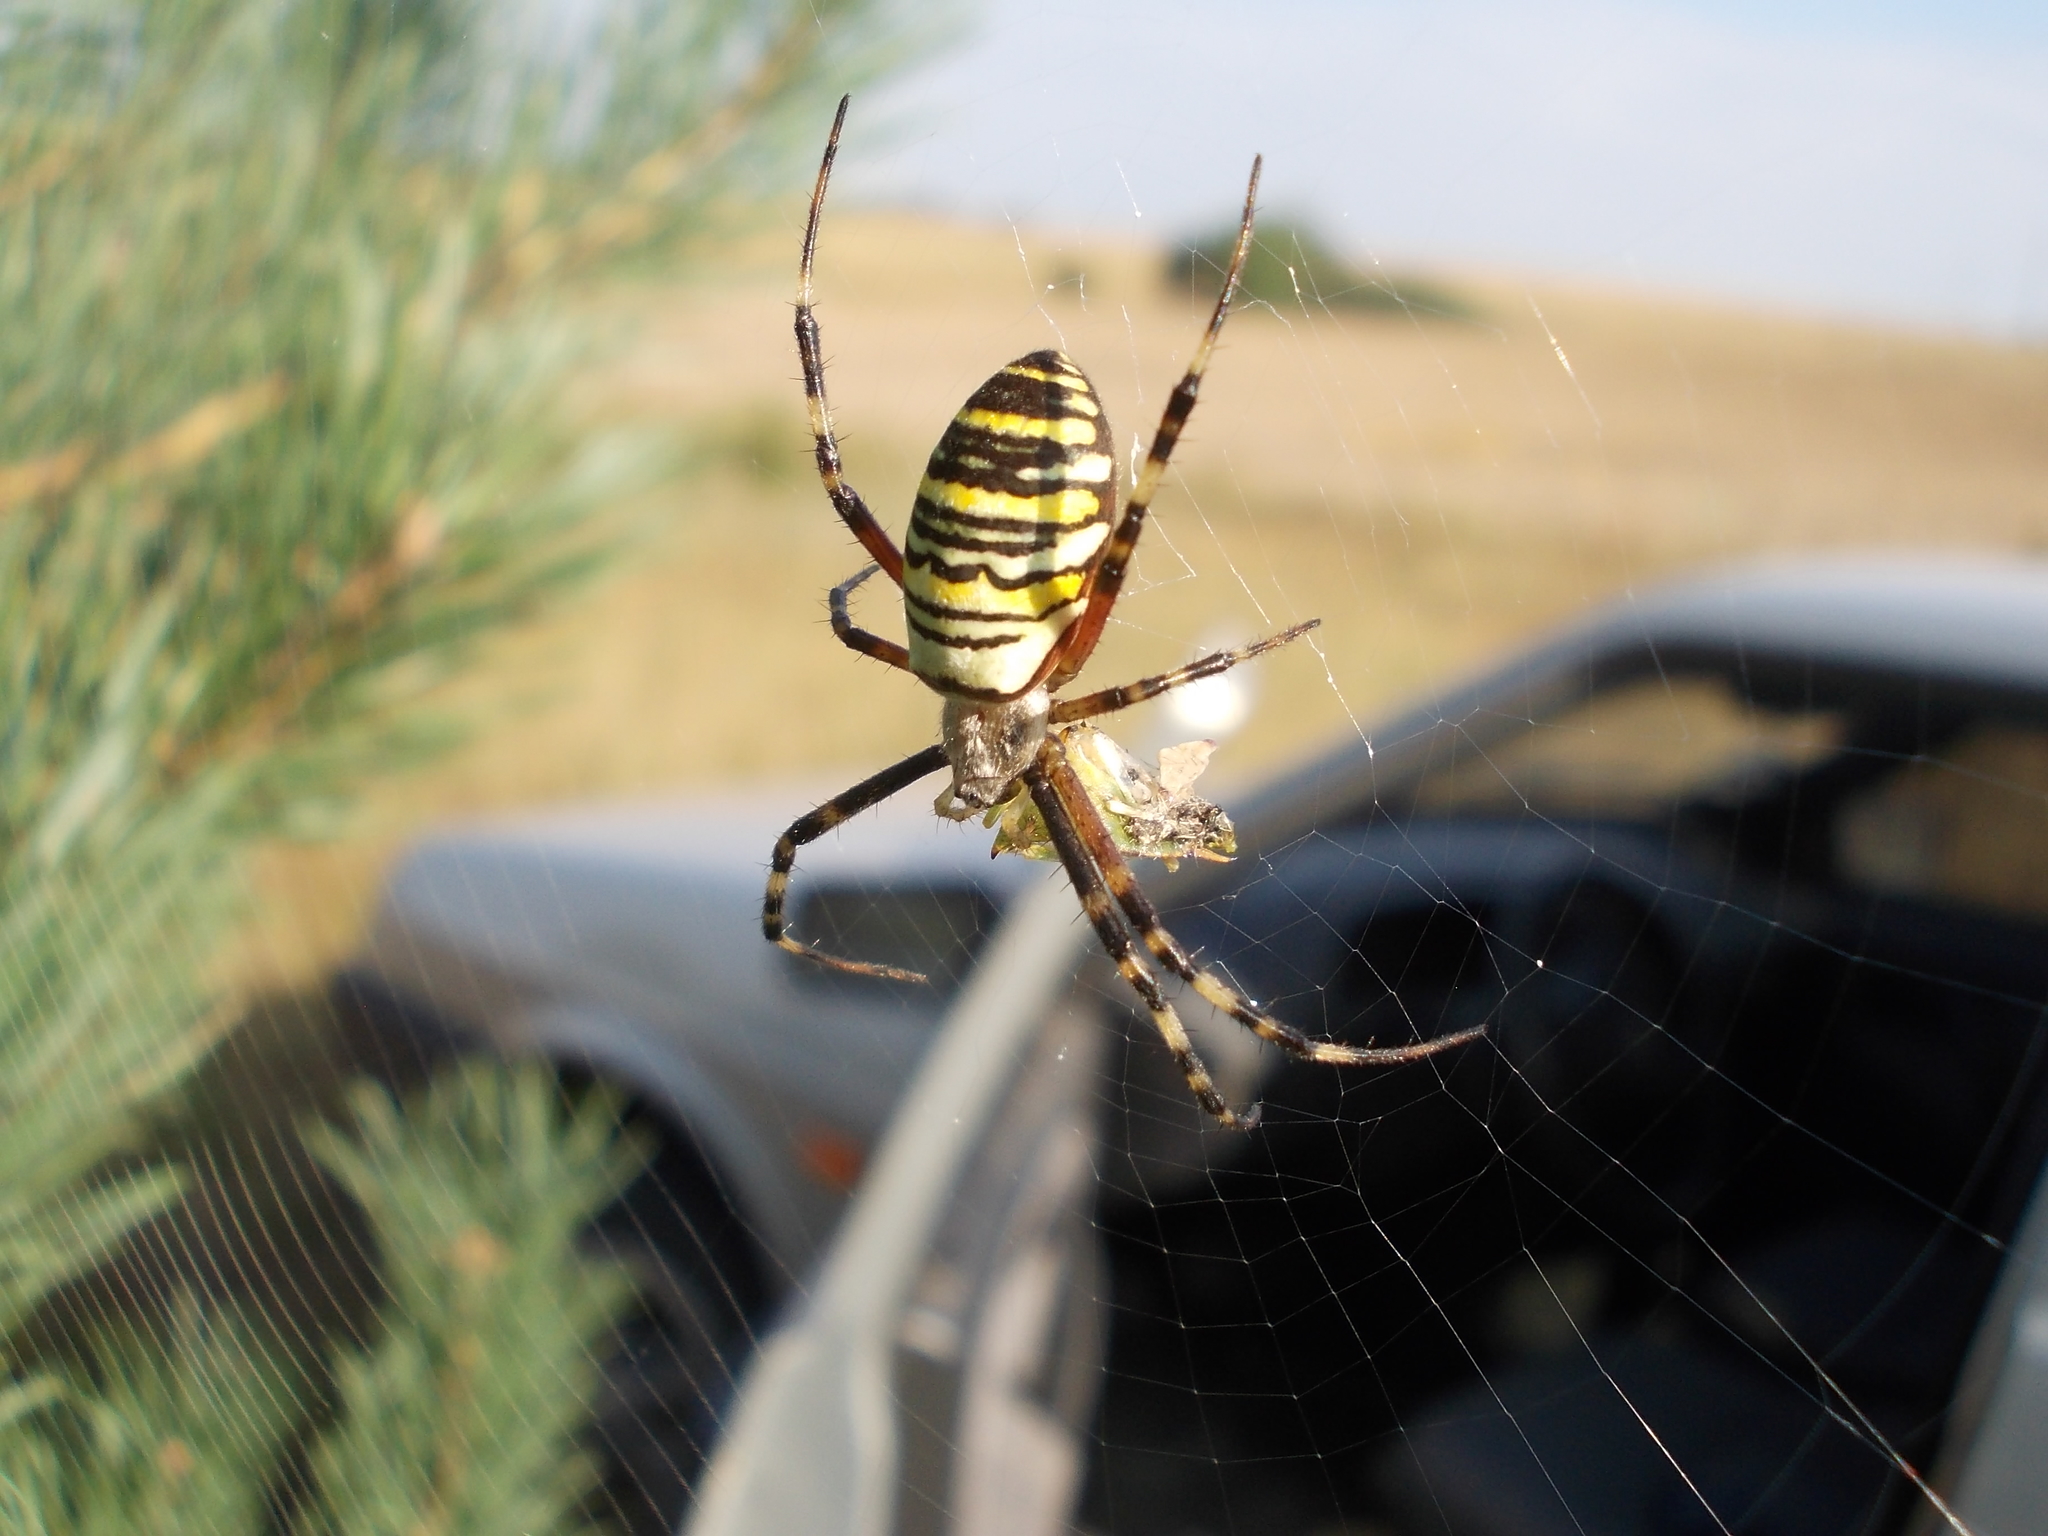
[1087,553,2048,1536]
[344,555,2048,1535]
[334,788,1038,1532]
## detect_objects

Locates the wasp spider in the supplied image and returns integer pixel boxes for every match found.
[762,98,1483,1128]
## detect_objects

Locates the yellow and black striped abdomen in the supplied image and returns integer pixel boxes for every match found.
[903,350,1117,700]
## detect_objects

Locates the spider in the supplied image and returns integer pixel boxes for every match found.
[762,97,1484,1128]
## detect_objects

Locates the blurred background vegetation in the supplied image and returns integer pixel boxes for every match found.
[0,0,919,1527]
[1167,216,1471,319]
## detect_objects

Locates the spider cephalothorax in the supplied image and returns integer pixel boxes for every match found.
[937,691,1052,815]
[761,97,1483,1127]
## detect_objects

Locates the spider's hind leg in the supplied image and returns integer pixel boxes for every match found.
[764,744,949,981]
[1022,754,1258,1130]
[1041,746,1487,1068]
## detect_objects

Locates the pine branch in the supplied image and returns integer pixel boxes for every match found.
[0,0,923,1345]
[298,1065,647,1536]
[61,1297,314,1536]
[0,0,942,1527]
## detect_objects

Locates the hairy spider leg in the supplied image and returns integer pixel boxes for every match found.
[1024,747,1258,1130]
[830,564,911,671]
[1042,157,1264,693]
[798,95,905,586]
[763,744,950,980]
[1050,618,1321,724]
[1043,748,1489,1072]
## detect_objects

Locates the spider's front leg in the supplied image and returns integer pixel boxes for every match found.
[1041,745,1489,1069]
[1022,748,1259,1130]
[797,96,906,586]
[1042,154,1264,692]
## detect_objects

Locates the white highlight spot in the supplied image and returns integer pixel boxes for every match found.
[1167,671,1251,738]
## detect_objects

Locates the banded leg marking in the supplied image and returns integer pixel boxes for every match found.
[1023,753,1258,1130]
[798,96,905,586]
[831,564,910,672]
[1043,747,1488,1068]
[763,744,949,980]
[1043,157,1264,691]
[1050,619,1320,723]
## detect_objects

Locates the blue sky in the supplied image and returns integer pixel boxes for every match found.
[1658,0,2048,50]
[833,1,2048,337]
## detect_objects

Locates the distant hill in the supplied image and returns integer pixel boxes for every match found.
[1167,220,1473,319]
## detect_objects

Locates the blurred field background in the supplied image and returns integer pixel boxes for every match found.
[239,207,2048,990]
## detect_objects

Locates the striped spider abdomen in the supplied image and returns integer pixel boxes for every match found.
[904,350,1117,702]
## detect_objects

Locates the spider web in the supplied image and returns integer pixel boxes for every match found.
[733,13,2048,1536]
[1032,350,2048,1535]
[1065,653,2048,1536]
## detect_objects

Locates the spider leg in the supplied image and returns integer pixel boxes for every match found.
[764,744,949,981]
[1042,746,1488,1068]
[1050,619,1319,723]
[1041,157,1264,692]
[797,96,905,587]
[1023,751,1259,1130]
[830,564,911,671]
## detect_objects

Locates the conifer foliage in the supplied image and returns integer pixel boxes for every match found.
[0,0,910,1526]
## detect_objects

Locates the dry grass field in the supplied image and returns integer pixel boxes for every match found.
[234,212,2048,990]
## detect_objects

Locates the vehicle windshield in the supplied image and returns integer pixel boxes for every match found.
[1834,720,2048,923]
[1414,673,1845,817]
[1409,666,2048,926]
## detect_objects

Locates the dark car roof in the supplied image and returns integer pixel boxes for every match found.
[1569,553,2048,692]
[1240,552,2048,846]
